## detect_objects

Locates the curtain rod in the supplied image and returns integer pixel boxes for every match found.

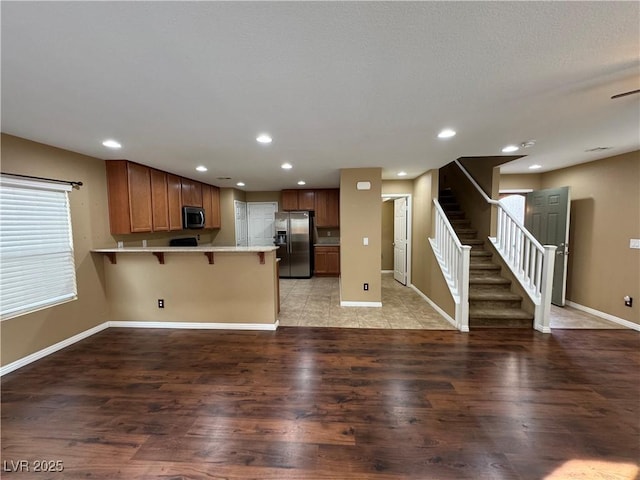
[0,172,83,188]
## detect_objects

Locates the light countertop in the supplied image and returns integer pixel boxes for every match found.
[92,246,278,253]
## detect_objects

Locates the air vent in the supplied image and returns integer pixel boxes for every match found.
[216,176,232,180]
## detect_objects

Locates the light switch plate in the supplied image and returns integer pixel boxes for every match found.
[630,239,640,249]
[363,237,369,246]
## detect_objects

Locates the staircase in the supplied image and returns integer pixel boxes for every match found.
[439,189,534,328]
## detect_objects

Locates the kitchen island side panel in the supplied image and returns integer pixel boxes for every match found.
[103,251,277,324]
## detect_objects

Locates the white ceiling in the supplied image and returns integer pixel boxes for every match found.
[2,1,639,191]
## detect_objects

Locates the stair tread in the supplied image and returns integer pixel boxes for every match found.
[469,307,533,320]
[462,239,485,245]
[470,250,492,257]
[469,263,501,270]
[469,291,522,301]
[469,275,511,285]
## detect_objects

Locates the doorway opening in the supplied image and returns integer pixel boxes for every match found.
[381,194,412,287]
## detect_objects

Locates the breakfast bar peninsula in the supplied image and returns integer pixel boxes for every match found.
[92,246,279,329]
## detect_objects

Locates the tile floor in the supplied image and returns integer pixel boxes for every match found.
[278,273,627,330]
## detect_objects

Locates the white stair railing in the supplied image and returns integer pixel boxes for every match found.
[429,199,471,332]
[453,159,556,333]
[492,204,556,332]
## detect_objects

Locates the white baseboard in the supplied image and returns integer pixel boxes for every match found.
[109,320,278,330]
[565,301,639,331]
[0,320,279,377]
[381,270,393,273]
[0,321,110,376]
[409,284,458,329]
[340,301,383,307]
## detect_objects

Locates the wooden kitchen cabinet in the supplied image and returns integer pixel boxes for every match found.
[106,160,222,234]
[315,189,340,227]
[181,178,203,207]
[167,173,183,230]
[314,246,340,276]
[281,190,299,210]
[150,169,169,231]
[106,160,153,234]
[298,190,315,210]
[202,184,221,229]
[281,189,315,211]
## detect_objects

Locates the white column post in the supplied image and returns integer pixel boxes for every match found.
[535,245,557,333]
[458,245,471,332]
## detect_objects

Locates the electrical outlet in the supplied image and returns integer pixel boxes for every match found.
[158,299,164,308]
[624,296,633,307]
[364,283,369,291]
[197,234,200,241]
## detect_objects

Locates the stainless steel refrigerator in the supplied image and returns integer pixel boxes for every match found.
[274,211,313,278]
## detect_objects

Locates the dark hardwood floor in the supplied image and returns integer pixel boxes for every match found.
[2,327,639,479]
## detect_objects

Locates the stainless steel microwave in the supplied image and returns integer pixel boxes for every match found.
[182,206,205,229]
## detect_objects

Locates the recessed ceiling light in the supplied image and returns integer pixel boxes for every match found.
[236,182,245,187]
[437,129,456,139]
[297,180,306,186]
[397,171,408,177]
[502,145,519,153]
[528,164,542,170]
[521,140,536,148]
[195,166,208,172]
[281,163,293,170]
[102,139,122,149]
[256,134,272,144]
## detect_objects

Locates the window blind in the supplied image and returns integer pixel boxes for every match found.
[0,175,77,320]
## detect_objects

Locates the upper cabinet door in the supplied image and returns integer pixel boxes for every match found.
[281,190,299,211]
[181,178,203,207]
[167,174,183,231]
[202,184,221,229]
[150,169,169,231]
[127,162,153,233]
[326,189,340,227]
[315,189,340,227]
[209,185,221,228]
[298,190,315,210]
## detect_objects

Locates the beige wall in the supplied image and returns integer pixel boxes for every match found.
[382,179,413,195]
[542,152,639,324]
[459,156,520,197]
[340,168,382,303]
[410,170,455,318]
[246,191,281,207]
[104,251,277,324]
[1,134,113,366]
[211,188,245,246]
[381,200,394,270]
[499,152,639,325]
[500,173,542,192]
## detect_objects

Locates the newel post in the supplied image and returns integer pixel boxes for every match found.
[535,245,557,333]
[458,245,472,332]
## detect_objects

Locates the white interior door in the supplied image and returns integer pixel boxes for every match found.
[247,202,278,247]
[393,197,408,285]
[234,200,248,247]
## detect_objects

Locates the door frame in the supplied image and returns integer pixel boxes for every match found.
[234,200,248,247]
[381,193,412,287]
